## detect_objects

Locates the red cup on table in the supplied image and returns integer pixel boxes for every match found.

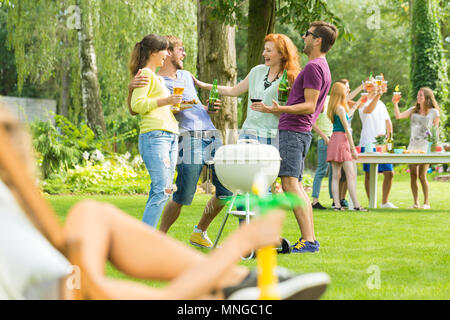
[355,146,361,154]
[376,146,383,153]
[435,146,442,152]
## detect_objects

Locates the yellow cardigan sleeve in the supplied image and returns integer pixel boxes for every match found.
[130,68,160,114]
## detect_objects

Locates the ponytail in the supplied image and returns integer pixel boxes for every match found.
[128,42,142,77]
[128,34,169,77]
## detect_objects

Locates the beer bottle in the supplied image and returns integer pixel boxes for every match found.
[278,70,289,105]
[208,79,218,112]
[387,134,394,153]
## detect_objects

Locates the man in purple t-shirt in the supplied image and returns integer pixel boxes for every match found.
[251,21,338,253]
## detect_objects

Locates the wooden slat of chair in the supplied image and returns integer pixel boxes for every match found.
[0,124,109,300]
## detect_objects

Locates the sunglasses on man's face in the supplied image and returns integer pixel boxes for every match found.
[304,30,320,38]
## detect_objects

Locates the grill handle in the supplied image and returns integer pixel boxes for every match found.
[237,138,260,145]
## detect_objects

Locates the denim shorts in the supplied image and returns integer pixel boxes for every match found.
[278,130,312,181]
[173,133,232,205]
[363,163,393,172]
[360,146,393,172]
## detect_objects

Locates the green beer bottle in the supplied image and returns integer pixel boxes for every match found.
[278,70,289,105]
[387,134,394,153]
[208,79,219,112]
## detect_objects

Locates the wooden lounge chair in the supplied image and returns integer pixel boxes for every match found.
[0,122,108,300]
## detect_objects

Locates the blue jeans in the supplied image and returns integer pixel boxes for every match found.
[139,130,178,228]
[173,133,232,205]
[312,138,332,199]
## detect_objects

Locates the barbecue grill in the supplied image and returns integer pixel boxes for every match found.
[212,139,288,257]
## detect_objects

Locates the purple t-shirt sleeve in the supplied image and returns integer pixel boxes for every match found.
[303,63,323,91]
[279,58,331,133]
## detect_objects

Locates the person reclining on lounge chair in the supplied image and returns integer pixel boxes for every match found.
[0,105,330,300]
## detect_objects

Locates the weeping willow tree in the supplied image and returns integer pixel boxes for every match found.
[4,0,197,130]
[6,0,82,122]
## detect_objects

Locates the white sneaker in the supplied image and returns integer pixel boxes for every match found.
[422,204,431,209]
[225,269,330,300]
[381,202,398,209]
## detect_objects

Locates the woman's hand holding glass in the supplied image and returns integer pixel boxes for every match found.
[353,96,366,110]
[392,93,401,104]
[250,99,280,114]
[165,94,183,106]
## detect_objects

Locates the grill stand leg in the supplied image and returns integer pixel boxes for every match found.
[212,192,255,260]
[212,193,237,249]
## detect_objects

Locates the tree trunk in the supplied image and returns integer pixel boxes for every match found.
[197,1,237,144]
[247,0,276,73]
[59,56,70,118]
[239,0,276,126]
[76,0,105,136]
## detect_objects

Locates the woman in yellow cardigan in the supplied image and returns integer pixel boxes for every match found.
[129,34,182,228]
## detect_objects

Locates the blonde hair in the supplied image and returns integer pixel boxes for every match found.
[264,33,301,86]
[0,104,35,177]
[327,82,349,123]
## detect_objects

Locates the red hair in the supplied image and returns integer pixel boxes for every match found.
[264,33,301,86]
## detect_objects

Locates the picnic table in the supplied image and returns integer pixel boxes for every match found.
[355,152,450,208]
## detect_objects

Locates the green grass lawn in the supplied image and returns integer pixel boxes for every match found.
[47,173,450,300]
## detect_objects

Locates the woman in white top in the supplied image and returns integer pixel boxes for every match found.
[194,33,301,143]
[393,87,440,209]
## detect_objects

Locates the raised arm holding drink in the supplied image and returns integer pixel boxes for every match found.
[393,85,401,103]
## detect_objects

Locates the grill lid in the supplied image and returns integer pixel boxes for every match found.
[214,140,281,162]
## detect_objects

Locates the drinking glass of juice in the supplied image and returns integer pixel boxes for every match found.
[365,80,374,92]
[393,91,401,103]
[361,92,368,103]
